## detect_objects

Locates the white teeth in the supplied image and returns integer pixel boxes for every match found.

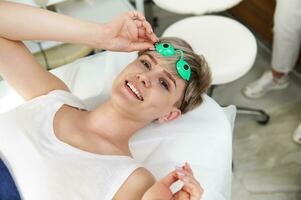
[126,82,143,100]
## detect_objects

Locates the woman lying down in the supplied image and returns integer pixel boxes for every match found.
[0,1,211,200]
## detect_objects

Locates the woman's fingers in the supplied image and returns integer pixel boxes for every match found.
[184,162,194,175]
[141,20,153,34]
[134,20,143,28]
[129,10,145,21]
[159,170,179,187]
[129,12,158,43]
[132,10,158,42]
[173,190,190,200]
[118,10,158,51]
[129,42,153,51]
[128,20,139,41]
[137,27,147,39]
[179,172,203,200]
[176,165,194,180]
[175,163,204,200]
[142,20,158,43]
[129,10,151,34]
[182,178,204,200]
[176,169,200,187]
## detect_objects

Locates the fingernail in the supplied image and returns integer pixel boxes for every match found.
[176,166,185,172]
[183,177,189,182]
[176,172,185,177]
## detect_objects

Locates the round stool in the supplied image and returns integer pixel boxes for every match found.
[153,0,242,15]
[163,15,256,85]
[162,15,270,124]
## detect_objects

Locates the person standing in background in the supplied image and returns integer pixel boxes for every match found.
[243,0,301,144]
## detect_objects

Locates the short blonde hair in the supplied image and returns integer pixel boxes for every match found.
[138,37,212,114]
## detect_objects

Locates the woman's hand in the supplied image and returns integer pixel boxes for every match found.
[100,11,159,52]
[142,163,204,200]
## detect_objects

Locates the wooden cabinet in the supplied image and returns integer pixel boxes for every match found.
[228,0,301,66]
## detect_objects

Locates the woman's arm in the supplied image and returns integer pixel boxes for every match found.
[113,163,203,200]
[0,1,158,50]
[0,1,105,47]
[113,167,156,200]
[142,163,204,200]
[0,1,158,100]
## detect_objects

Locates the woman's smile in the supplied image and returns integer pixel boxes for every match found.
[124,80,144,101]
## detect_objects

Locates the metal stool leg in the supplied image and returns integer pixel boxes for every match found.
[208,85,270,125]
[207,85,216,97]
[237,106,270,125]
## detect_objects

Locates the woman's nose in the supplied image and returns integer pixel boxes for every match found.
[136,73,151,87]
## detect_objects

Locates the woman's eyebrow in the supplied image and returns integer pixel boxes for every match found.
[143,53,177,88]
[144,53,158,65]
[163,69,177,88]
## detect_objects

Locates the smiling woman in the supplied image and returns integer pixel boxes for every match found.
[109,37,211,126]
[138,37,212,114]
[0,1,207,200]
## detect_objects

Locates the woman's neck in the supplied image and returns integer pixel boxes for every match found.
[79,100,148,152]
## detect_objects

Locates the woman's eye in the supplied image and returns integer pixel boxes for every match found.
[159,79,169,90]
[140,60,151,70]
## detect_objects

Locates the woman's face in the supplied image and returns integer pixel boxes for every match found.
[111,52,187,123]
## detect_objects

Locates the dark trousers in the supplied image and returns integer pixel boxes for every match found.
[0,158,21,200]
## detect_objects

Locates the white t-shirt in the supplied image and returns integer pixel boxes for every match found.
[0,90,141,200]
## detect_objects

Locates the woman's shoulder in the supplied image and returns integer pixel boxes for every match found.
[131,167,156,182]
[47,89,87,110]
[113,167,156,200]
[123,167,156,188]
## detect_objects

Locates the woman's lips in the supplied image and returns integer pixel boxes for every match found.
[124,80,143,101]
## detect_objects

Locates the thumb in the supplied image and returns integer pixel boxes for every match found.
[129,42,154,51]
[159,170,179,187]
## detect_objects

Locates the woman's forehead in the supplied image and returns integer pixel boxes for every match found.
[139,51,180,78]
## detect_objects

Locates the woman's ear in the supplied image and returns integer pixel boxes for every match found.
[157,108,182,124]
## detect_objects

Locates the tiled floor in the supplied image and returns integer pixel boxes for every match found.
[150,3,301,200]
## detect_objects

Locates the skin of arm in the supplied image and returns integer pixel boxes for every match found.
[113,168,156,200]
[142,163,204,200]
[0,1,102,100]
[0,1,157,50]
[0,36,69,100]
[0,1,157,100]
[0,1,106,48]
[115,164,204,200]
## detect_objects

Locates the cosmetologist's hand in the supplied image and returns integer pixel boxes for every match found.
[101,11,158,52]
